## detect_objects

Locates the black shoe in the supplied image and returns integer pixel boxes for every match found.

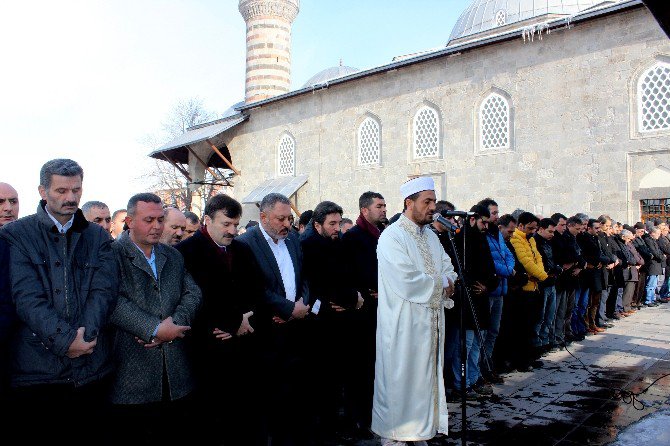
[573,333,585,341]
[514,363,533,372]
[449,388,480,401]
[472,382,494,396]
[530,360,544,369]
[483,370,505,384]
[353,424,374,440]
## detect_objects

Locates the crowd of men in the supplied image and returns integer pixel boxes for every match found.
[0,158,668,446]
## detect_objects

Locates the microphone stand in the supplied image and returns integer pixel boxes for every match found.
[443,224,468,446]
[443,222,493,446]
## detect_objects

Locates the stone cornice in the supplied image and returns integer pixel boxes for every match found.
[239,0,299,23]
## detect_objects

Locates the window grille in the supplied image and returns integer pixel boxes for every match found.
[495,10,506,26]
[480,93,510,150]
[278,134,295,176]
[639,63,670,132]
[640,198,670,222]
[358,117,381,165]
[413,106,439,158]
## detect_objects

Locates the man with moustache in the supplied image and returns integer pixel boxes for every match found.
[82,200,112,234]
[160,207,187,246]
[237,193,311,446]
[341,191,386,435]
[0,159,117,443]
[109,192,201,444]
[176,194,262,445]
[0,182,19,228]
[300,200,363,438]
[372,177,456,445]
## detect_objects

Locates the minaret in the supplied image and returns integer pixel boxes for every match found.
[239,0,300,103]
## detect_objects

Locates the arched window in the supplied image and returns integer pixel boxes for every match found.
[480,92,510,150]
[277,134,295,176]
[638,62,670,132]
[358,117,381,165]
[413,106,440,158]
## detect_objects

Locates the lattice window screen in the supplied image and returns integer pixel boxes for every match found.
[277,135,295,176]
[639,63,670,132]
[413,106,439,158]
[495,10,506,26]
[358,118,381,165]
[480,93,510,150]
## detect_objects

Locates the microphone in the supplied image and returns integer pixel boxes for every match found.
[439,210,478,218]
[433,213,460,233]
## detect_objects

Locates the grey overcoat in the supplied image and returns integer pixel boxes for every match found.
[109,232,201,404]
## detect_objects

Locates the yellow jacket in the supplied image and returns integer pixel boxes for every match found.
[510,228,548,292]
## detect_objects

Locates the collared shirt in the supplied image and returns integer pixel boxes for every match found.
[132,242,157,280]
[45,207,74,234]
[259,224,297,302]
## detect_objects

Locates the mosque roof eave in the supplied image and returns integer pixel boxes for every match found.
[236,0,642,112]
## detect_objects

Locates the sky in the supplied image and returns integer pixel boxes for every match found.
[0,0,471,213]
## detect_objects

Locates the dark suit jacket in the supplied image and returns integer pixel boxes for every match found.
[236,225,309,332]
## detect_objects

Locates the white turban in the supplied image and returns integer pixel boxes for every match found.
[400,176,435,199]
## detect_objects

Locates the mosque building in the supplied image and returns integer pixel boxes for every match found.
[151,0,670,223]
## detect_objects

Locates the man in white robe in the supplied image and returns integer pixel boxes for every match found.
[372,176,457,445]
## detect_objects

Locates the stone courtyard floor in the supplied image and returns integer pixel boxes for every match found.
[351,302,670,446]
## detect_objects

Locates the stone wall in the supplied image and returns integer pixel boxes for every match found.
[219,6,670,223]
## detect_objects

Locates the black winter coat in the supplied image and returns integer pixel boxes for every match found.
[0,202,118,387]
[300,223,359,314]
[657,235,670,269]
[577,232,610,292]
[341,222,382,323]
[448,223,498,330]
[341,224,380,299]
[534,234,561,277]
[176,230,260,380]
[643,234,664,276]
[552,231,585,289]
[0,238,14,344]
[633,237,653,264]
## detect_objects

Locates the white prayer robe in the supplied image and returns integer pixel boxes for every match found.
[371,214,457,441]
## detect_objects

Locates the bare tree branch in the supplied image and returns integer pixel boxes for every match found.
[137,97,218,211]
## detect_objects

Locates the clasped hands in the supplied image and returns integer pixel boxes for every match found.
[135,316,191,349]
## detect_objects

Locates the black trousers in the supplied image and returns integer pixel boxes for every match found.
[9,375,112,445]
[497,289,542,369]
[348,304,377,429]
[111,393,194,446]
[191,337,264,446]
[257,320,315,446]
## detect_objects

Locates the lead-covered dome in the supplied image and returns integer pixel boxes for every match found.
[448,0,607,43]
[302,64,359,88]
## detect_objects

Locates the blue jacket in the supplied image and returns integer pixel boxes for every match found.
[486,229,515,296]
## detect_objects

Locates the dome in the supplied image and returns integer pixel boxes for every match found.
[302,64,359,88]
[448,0,607,43]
